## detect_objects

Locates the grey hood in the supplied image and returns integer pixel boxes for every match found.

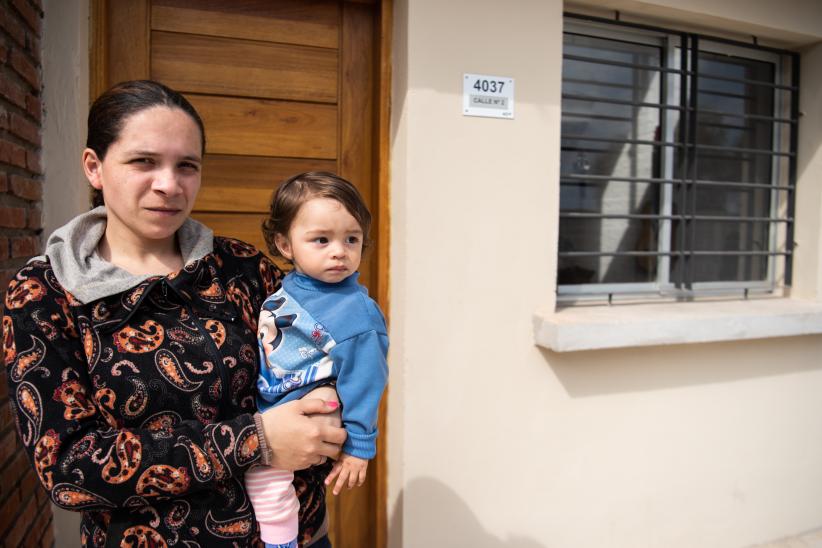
[36,206,214,304]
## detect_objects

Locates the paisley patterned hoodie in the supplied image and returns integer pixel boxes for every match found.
[2,207,330,547]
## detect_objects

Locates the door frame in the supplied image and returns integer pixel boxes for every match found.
[89,1,392,545]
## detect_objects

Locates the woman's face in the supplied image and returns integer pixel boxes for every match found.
[83,106,203,247]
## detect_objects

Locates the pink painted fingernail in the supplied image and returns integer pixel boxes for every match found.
[326,401,339,409]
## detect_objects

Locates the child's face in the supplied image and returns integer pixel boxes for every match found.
[275,197,364,283]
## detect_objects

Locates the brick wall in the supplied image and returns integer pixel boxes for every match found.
[0,1,53,547]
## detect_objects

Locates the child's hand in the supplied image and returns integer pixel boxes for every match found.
[325,454,368,496]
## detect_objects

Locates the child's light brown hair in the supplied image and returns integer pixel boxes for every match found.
[262,171,372,258]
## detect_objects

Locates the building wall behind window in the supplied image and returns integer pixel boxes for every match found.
[390,1,822,547]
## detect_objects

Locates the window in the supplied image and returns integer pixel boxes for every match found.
[558,15,799,302]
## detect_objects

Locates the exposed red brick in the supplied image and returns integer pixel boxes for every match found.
[19,471,37,504]
[33,518,53,548]
[9,49,40,90]
[0,139,27,169]
[4,487,36,547]
[10,175,42,201]
[26,149,41,174]
[10,236,38,258]
[0,269,17,291]
[9,113,39,146]
[0,79,26,109]
[0,430,16,468]
[0,486,20,537]
[39,523,54,548]
[28,34,41,57]
[0,206,26,228]
[33,482,47,507]
[36,490,50,512]
[0,403,12,431]
[1,5,46,543]
[25,95,41,123]
[26,203,41,230]
[6,452,30,487]
[0,474,9,502]
[21,469,39,500]
[0,10,26,47]
[11,0,42,35]
[30,504,52,544]
[0,457,25,500]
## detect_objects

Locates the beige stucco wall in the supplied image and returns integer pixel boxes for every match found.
[42,0,89,240]
[794,41,822,301]
[42,0,88,545]
[389,1,822,547]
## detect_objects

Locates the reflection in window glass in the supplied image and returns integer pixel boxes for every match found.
[558,20,794,298]
[671,53,775,283]
[559,33,663,285]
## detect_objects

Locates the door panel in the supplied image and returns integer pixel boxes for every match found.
[151,0,340,48]
[152,31,339,102]
[338,2,376,296]
[327,9,377,540]
[98,1,385,546]
[187,95,338,158]
[192,212,269,255]
[198,156,337,213]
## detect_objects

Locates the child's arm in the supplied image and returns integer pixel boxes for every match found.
[325,453,368,495]
[331,328,389,459]
[305,386,368,495]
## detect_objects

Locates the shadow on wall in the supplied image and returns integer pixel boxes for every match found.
[391,477,545,548]
[542,334,822,398]
[747,526,822,547]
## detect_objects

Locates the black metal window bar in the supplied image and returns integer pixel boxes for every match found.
[558,14,799,300]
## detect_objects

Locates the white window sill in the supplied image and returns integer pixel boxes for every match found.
[533,298,822,352]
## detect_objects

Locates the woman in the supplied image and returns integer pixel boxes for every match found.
[1,80,345,547]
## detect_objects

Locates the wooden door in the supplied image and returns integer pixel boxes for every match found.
[92,1,390,546]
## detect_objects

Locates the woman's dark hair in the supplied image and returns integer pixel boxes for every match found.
[86,80,206,207]
[262,172,372,258]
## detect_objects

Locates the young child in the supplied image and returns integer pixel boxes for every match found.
[246,172,389,548]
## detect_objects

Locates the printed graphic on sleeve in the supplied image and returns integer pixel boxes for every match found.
[257,289,336,403]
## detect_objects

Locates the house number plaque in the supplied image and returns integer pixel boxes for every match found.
[463,73,514,119]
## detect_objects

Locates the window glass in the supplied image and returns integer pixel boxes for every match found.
[670,52,775,283]
[559,33,663,285]
[558,20,794,298]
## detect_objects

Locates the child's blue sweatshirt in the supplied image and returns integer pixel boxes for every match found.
[256,270,388,459]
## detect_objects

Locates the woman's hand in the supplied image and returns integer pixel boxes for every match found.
[325,454,368,495]
[259,398,347,471]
